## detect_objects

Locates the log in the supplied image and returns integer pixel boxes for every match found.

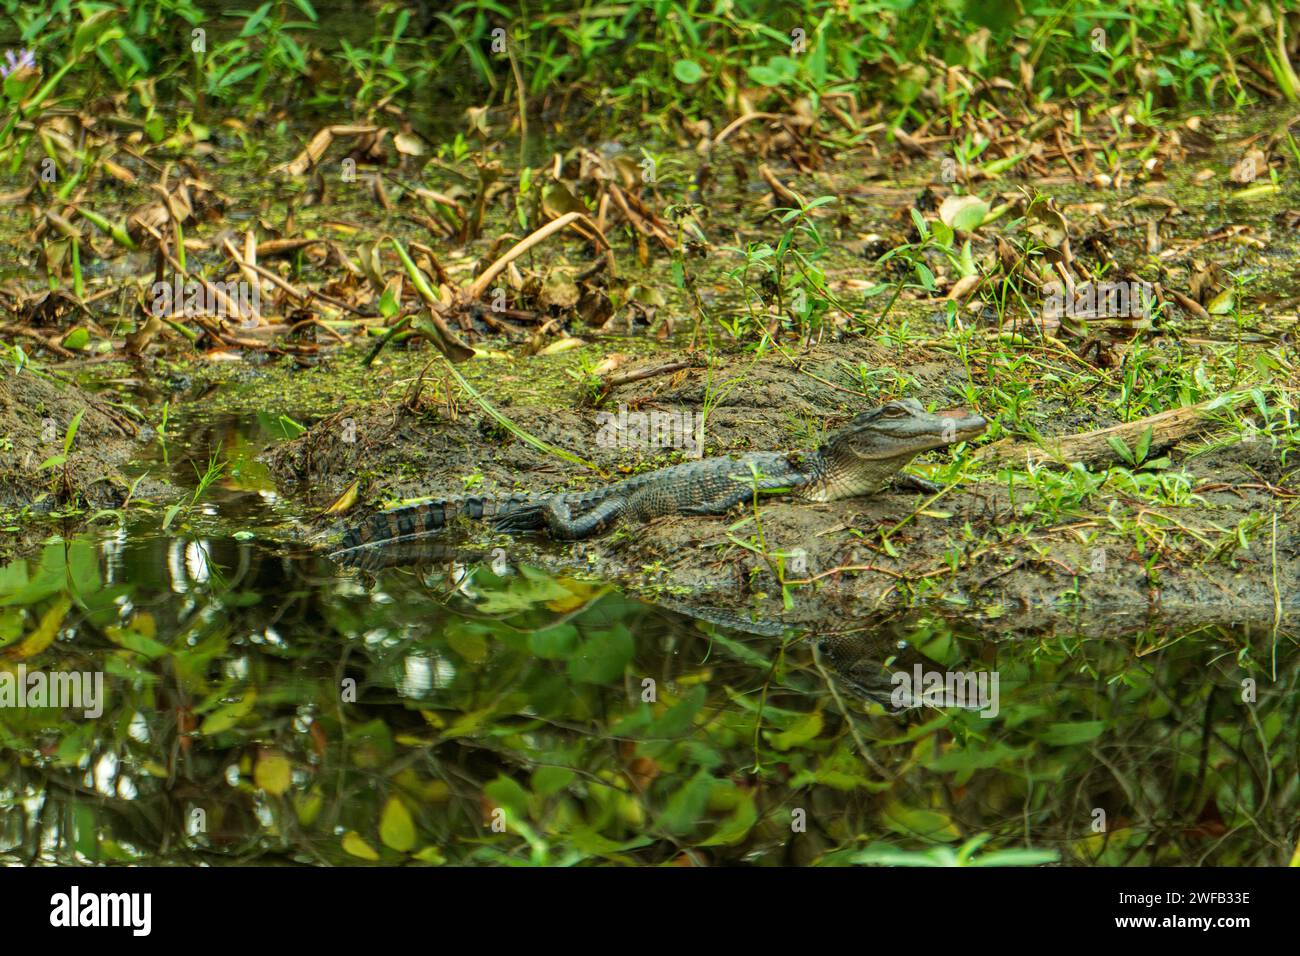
[974,394,1252,468]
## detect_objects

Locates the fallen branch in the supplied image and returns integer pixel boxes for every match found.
[601,360,693,390]
[974,395,1253,469]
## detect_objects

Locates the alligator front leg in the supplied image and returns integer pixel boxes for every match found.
[892,472,942,495]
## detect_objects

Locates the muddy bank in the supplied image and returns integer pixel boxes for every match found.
[0,368,174,558]
[0,369,143,507]
[268,343,1299,615]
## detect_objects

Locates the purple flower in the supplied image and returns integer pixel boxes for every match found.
[0,48,36,80]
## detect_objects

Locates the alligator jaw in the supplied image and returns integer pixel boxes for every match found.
[800,399,988,501]
[796,453,915,502]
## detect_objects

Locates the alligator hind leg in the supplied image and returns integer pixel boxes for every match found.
[542,496,627,539]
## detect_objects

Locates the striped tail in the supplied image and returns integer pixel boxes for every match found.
[330,493,537,563]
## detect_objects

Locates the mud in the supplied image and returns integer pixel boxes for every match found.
[0,369,141,507]
[0,368,177,558]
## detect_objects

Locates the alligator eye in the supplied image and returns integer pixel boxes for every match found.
[883,405,907,417]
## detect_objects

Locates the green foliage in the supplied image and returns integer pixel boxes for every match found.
[0,0,1277,131]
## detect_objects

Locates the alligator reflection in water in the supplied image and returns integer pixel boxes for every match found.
[0,527,1294,866]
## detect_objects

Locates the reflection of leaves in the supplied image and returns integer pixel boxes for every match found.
[6,531,1290,868]
[254,750,293,796]
[0,608,22,645]
[1038,721,1106,745]
[566,828,654,858]
[699,787,758,847]
[473,565,575,614]
[544,578,604,612]
[640,686,707,739]
[199,688,258,735]
[923,741,1032,785]
[443,706,498,739]
[342,831,380,861]
[530,766,574,797]
[446,623,488,663]
[527,623,577,659]
[484,775,530,821]
[379,796,416,852]
[0,539,101,607]
[849,837,1057,867]
[9,596,70,658]
[661,770,715,836]
[566,624,634,684]
[766,711,823,751]
[882,802,962,842]
[105,612,170,659]
[413,845,446,864]
[347,719,395,768]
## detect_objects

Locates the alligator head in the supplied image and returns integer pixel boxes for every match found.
[799,398,987,501]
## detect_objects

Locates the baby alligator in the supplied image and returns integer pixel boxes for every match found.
[331,398,986,562]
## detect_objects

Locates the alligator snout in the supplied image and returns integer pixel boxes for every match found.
[938,409,988,443]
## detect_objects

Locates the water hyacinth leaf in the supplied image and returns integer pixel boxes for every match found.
[1134,425,1153,464]
[673,60,704,85]
[939,194,989,234]
[1206,289,1235,314]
